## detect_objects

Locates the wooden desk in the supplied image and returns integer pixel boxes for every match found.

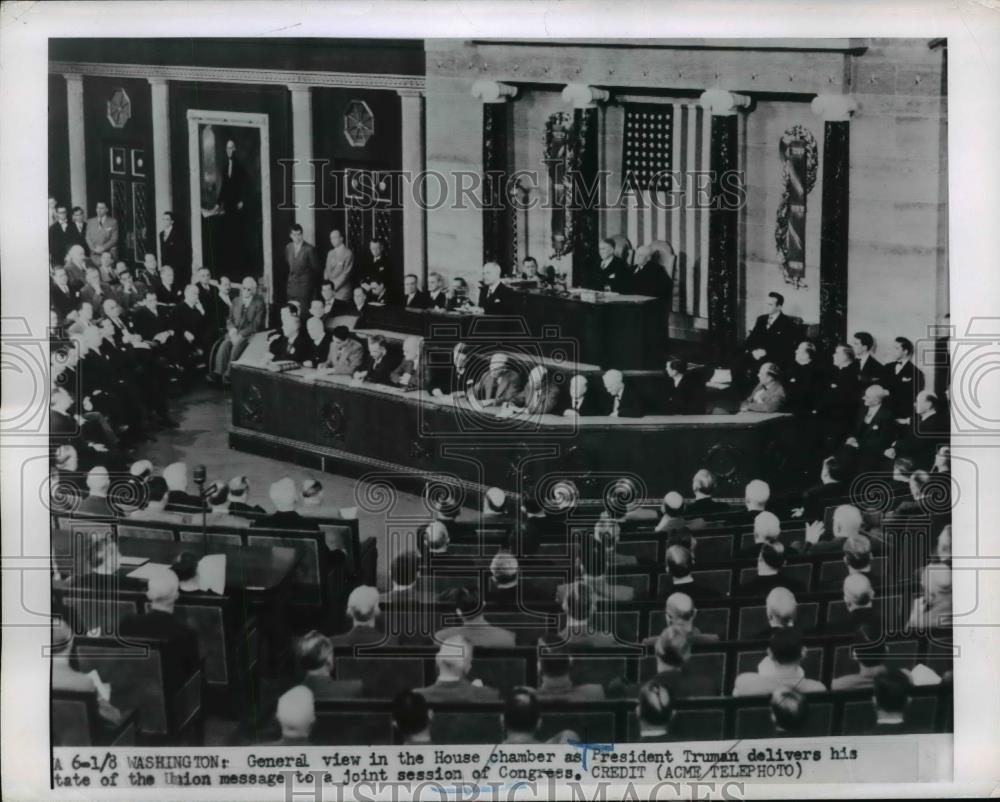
[357,289,671,371]
[230,364,797,501]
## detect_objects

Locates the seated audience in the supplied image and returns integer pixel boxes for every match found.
[381,551,431,605]
[512,364,560,416]
[594,516,638,568]
[227,475,266,517]
[173,284,210,369]
[422,520,450,555]
[770,688,809,736]
[426,342,473,398]
[486,551,520,607]
[204,483,250,528]
[323,326,364,376]
[426,271,447,308]
[392,690,433,745]
[473,353,522,408]
[559,373,601,417]
[832,638,889,691]
[354,334,397,385]
[118,568,201,690]
[852,330,884,387]
[252,478,319,532]
[738,542,805,596]
[602,369,643,417]
[557,539,635,604]
[163,462,203,513]
[644,592,720,646]
[727,479,771,528]
[51,617,124,727]
[401,274,430,309]
[302,317,331,368]
[634,680,674,743]
[126,476,193,525]
[659,544,722,601]
[649,625,719,698]
[435,586,516,648]
[793,455,848,523]
[887,390,948,469]
[556,584,617,649]
[868,668,912,734]
[267,311,308,365]
[502,686,579,745]
[80,267,115,317]
[482,486,512,518]
[446,276,472,310]
[662,357,706,415]
[296,630,363,699]
[170,552,211,594]
[654,491,688,534]
[801,504,872,555]
[331,586,389,647]
[415,636,500,702]
[685,469,732,517]
[827,574,879,637]
[299,478,343,519]
[754,586,799,640]
[907,562,952,631]
[266,686,315,746]
[389,335,423,390]
[534,635,605,701]
[732,628,827,696]
[846,384,896,470]
[740,362,786,413]
[78,466,115,518]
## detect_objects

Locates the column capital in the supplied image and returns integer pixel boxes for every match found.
[698,88,751,116]
[287,83,312,94]
[561,83,610,109]
[471,80,517,103]
[811,94,857,121]
[62,73,84,85]
[397,88,425,99]
[147,76,169,87]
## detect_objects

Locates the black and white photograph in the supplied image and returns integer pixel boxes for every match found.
[3,2,1000,800]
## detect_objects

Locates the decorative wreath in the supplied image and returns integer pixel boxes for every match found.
[545,112,576,258]
[774,125,819,288]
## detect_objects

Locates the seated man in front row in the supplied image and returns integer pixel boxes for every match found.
[353,334,398,385]
[602,369,643,417]
[663,357,706,415]
[559,374,602,417]
[477,261,517,315]
[472,352,522,407]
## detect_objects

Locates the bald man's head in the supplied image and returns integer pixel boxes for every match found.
[665,592,696,626]
[276,686,315,738]
[436,636,473,681]
[146,567,180,608]
[833,505,864,538]
[843,573,875,610]
[766,586,797,628]
[424,520,450,553]
[753,511,781,543]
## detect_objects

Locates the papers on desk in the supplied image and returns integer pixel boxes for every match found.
[118,555,149,568]
[909,663,943,686]
[196,554,226,595]
[87,670,111,702]
[707,368,733,388]
[126,561,170,580]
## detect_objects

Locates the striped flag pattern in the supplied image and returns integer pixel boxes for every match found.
[621,103,712,318]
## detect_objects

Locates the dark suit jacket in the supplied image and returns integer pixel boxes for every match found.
[424,360,475,396]
[736,572,806,598]
[882,360,925,418]
[474,367,523,405]
[651,667,720,699]
[131,306,172,341]
[663,373,706,415]
[117,610,200,689]
[427,290,448,309]
[363,353,398,385]
[173,302,208,346]
[657,577,724,602]
[165,490,204,514]
[745,312,799,367]
[589,255,632,293]
[302,673,364,700]
[389,358,422,390]
[685,497,733,518]
[402,290,430,309]
[414,679,500,703]
[631,260,672,299]
[49,222,75,265]
[894,411,948,469]
[478,282,518,315]
[285,242,321,308]
[857,354,884,387]
[50,282,78,321]
[785,361,824,415]
[824,606,880,637]
[815,364,862,436]
[159,226,191,281]
[605,387,644,418]
[217,156,247,213]
[854,405,897,458]
[329,625,392,648]
[228,500,266,518]
[799,481,848,524]
[268,330,310,364]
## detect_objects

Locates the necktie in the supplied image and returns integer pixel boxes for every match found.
[228,159,233,177]
[612,393,621,416]
[574,397,581,411]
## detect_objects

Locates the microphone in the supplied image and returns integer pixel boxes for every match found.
[192,465,208,553]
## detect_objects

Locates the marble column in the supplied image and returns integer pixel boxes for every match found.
[64,73,87,214]
[148,77,172,263]
[288,84,315,244]
[813,94,857,355]
[398,89,427,282]
[700,88,751,362]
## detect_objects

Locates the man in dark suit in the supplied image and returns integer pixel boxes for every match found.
[851,331,884,388]
[587,237,632,292]
[662,358,705,415]
[360,238,393,295]
[414,636,501,703]
[162,462,204,513]
[296,631,364,699]
[658,544,723,601]
[49,203,74,266]
[557,374,602,417]
[330,585,392,647]
[512,365,561,416]
[631,244,672,299]
[826,574,880,637]
[785,341,824,416]
[793,455,849,524]
[426,271,448,309]
[634,680,677,743]
[800,504,875,556]
[685,469,732,518]
[478,262,517,315]
[473,352,523,407]
[356,334,397,385]
[745,291,799,370]
[867,669,912,734]
[401,274,430,309]
[425,342,475,397]
[847,384,897,470]
[251,478,320,532]
[881,336,926,421]
[602,369,643,417]
[889,390,948,469]
[820,535,881,594]
[50,267,79,323]
[534,636,605,701]
[267,313,310,365]
[285,224,321,313]
[226,476,266,517]
[485,551,520,609]
[815,344,862,450]
[158,211,191,286]
[67,206,91,259]
[737,543,806,597]
[117,568,200,691]
[172,284,211,369]
[648,625,720,698]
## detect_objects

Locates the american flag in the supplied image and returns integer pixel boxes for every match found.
[620,103,712,318]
